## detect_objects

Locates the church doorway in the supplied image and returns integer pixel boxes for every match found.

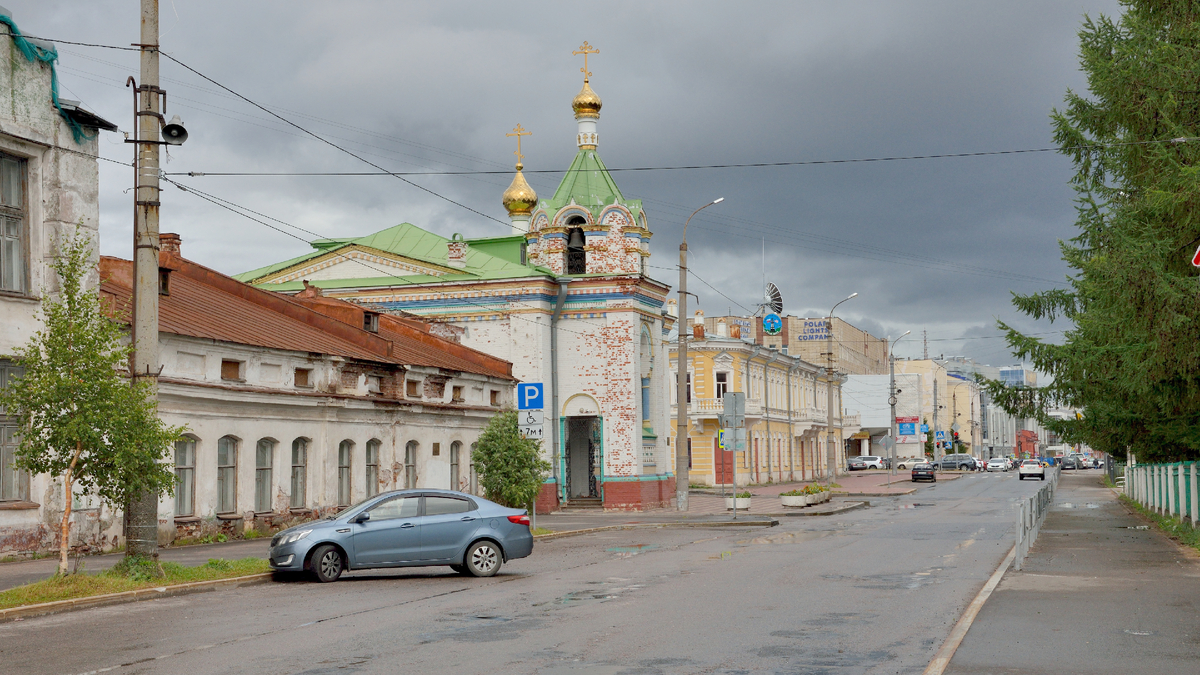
[565,416,601,500]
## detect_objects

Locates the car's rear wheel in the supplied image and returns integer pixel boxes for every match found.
[310,544,344,583]
[450,564,468,575]
[465,540,502,577]
[1019,475,1024,480]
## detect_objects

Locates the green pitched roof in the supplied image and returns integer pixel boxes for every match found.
[235,222,553,288]
[541,149,644,221]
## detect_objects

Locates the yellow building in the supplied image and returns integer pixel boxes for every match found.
[668,327,859,487]
[703,315,888,375]
[890,359,983,456]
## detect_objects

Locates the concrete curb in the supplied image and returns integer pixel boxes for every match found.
[767,501,869,517]
[923,545,1016,675]
[534,519,778,541]
[835,489,917,496]
[0,572,273,624]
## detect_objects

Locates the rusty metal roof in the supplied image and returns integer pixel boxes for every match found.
[99,255,513,380]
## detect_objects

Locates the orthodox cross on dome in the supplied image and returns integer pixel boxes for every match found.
[506,123,532,169]
[573,41,599,82]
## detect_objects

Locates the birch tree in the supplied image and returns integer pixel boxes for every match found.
[0,232,183,574]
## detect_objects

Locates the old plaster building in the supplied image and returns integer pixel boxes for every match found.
[96,237,515,548]
[0,14,117,555]
[236,53,674,511]
[669,317,859,487]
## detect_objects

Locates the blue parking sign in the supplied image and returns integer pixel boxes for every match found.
[517,383,544,410]
[898,422,916,436]
[920,424,929,433]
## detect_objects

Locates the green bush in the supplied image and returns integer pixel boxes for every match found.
[471,410,551,509]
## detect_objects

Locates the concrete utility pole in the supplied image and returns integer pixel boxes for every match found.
[676,197,723,511]
[125,0,163,559]
[933,376,940,462]
[888,332,909,480]
[824,293,856,482]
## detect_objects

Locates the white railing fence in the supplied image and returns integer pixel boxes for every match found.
[1015,465,1060,571]
[1124,461,1200,526]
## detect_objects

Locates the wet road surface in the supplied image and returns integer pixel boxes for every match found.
[0,471,1046,674]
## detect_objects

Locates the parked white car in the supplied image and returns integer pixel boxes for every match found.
[895,457,926,470]
[857,455,885,469]
[985,458,1008,472]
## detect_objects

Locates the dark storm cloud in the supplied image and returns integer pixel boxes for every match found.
[18,0,1121,367]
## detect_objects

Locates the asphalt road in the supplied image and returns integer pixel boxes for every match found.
[0,471,1046,674]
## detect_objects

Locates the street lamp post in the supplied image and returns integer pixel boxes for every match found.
[824,292,857,483]
[676,197,724,512]
[888,331,911,486]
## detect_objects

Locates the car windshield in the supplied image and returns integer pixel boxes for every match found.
[914,463,931,469]
[1022,460,1039,466]
[330,493,396,521]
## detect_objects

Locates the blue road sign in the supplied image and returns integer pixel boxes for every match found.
[517,383,544,410]
[935,430,945,440]
[898,422,916,436]
[920,424,929,433]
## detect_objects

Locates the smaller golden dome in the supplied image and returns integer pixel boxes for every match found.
[502,163,538,216]
[572,80,602,118]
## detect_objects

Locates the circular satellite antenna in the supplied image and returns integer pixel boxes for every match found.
[764,282,783,315]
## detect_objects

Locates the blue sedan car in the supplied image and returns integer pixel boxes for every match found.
[268,489,534,582]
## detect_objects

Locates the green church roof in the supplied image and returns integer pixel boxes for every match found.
[540,149,644,221]
[234,222,553,288]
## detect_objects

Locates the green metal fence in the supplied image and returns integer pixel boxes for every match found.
[1125,461,1200,525]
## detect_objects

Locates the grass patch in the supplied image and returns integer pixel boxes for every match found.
[531,527,554,536]
[0,557,270,611]
[1119,495,1200,553]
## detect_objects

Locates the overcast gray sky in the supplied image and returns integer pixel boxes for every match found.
[18,0,1123,366]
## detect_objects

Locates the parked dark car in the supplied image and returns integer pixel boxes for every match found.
[847,456,867,471]
[1061,456,1078,470]
[936,454,977,471]
[268,489,534,582]
[911,463,936,482]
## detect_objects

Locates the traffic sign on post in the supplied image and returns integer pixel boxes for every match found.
[517,383,544,410]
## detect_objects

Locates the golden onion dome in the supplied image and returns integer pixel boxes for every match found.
[501,163,538,216]
[572,80,602,118]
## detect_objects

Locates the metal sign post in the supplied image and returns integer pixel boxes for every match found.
[723,392,746,520]
[517,383,545,528]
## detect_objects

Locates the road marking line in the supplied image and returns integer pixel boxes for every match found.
[923,544,1016,675]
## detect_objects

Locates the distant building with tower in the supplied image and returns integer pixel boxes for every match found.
[237,44,674,512]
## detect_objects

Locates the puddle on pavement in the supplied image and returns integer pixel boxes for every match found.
[1124,629,1154,636]
[1085,503,1100,509]
[605,543,659,558]
[737,530,834,545]
[418,614,541,644]
[898,503,934,509]
[534,581,645,607]
[822,570,945,590]
[1061,503,1076,508]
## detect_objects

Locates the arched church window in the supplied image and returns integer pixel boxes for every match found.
[566,226,586,274]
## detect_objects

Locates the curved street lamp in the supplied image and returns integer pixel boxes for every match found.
[824,292,857,483]
[676,197,724,511]
[888,331,912,483]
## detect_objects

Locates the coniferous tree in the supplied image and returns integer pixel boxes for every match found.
[987,1,1200,462]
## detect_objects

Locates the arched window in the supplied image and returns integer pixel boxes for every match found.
[174,436,197,516]
[365,439,381,498]
[404,440,418,489]
[217,436,238,514]
[566,224,586,274]
[290,438,308,509]
[450,441,462,491]
[337,440,354,506]
[255,438,275,513]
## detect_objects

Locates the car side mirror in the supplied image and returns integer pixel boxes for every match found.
[354,511,371,524]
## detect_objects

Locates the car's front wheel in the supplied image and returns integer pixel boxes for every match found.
[310,544,344,583]
[465,540,502,577]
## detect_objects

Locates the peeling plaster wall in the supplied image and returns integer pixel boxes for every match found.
[0,25,106,556]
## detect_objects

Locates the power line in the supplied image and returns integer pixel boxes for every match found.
[168,137,1200,177]
[153,52,507,227]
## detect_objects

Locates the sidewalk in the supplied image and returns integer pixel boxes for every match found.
[945,473,1200,674]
